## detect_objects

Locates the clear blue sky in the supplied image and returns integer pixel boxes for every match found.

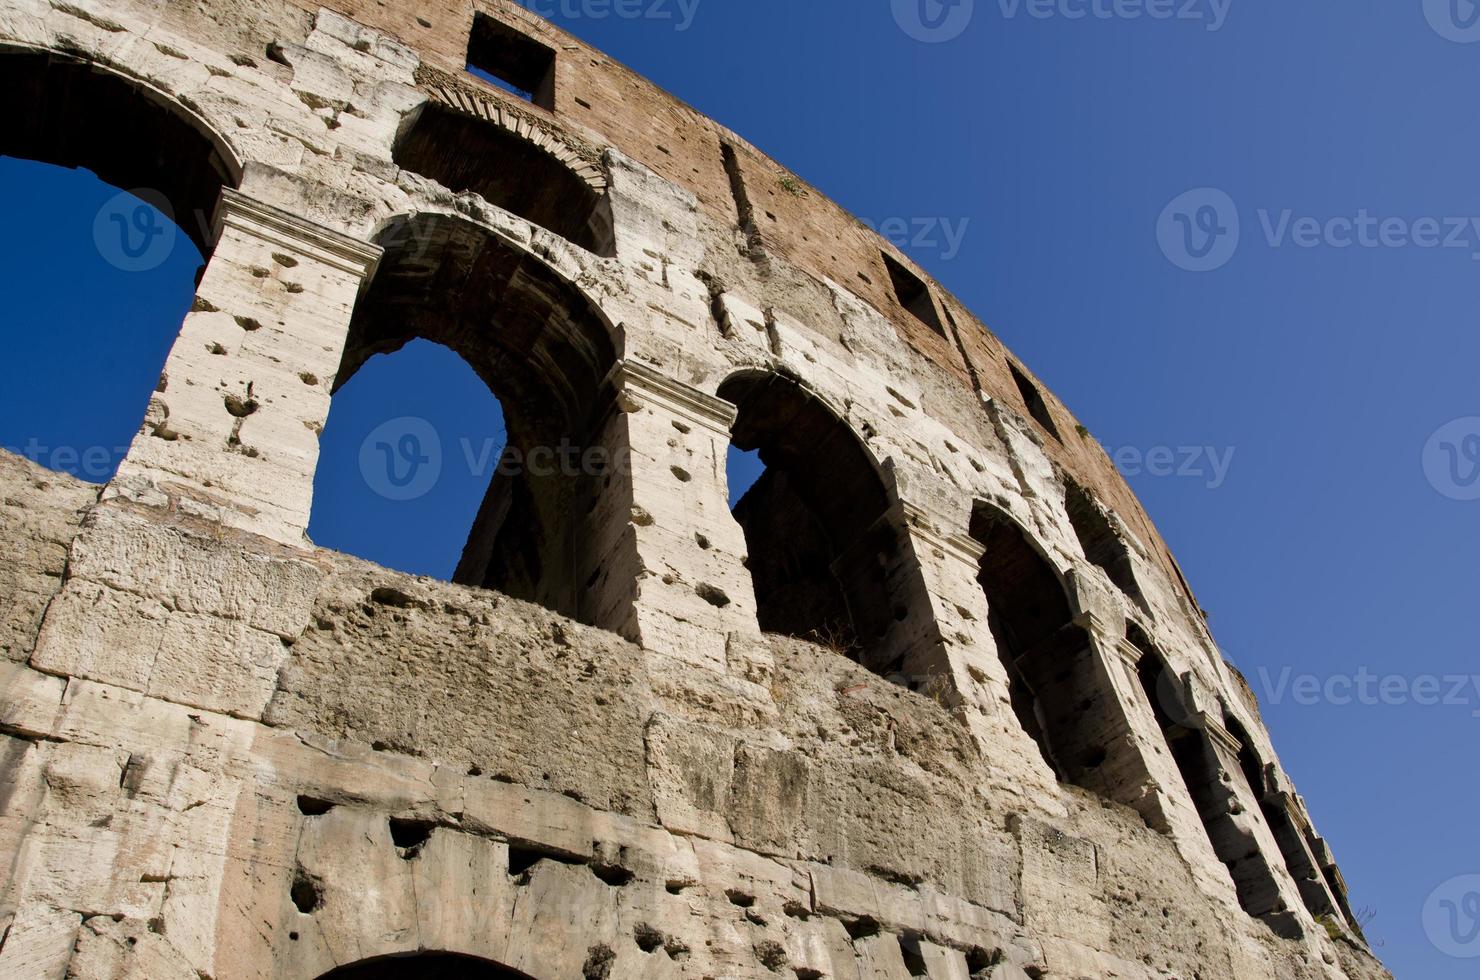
[2,2,1477,973]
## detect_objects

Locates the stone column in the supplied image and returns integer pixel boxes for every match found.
[896,508,1065,805]
[603,361,759,670]
[108,189,381,545]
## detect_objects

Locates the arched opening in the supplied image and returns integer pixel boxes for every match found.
[1223,714,1345,923]
[0,50,237,481]
[1063,479,1147,612]
[312,214,623,627]
[393,104,614,256]
[1133,642,1297,935]
[719,372,929,675]
[308,339,507,579]
[317,952,534,979]
[970,502,1106,785]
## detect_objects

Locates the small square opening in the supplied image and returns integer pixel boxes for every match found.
[1009,362,1062,441]
[466,13,556,110]
[881,252,944,336]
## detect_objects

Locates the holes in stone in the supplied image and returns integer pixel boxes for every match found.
[296,795,334,816]
[754,940,789,971]
[223,393,258,418]
[575,96,592,110]
[1008,362,1061,441]
[696,583,731,608]
[388,817,435,857]
[290,872,322,914]
[793,971,823,980]
[695,533,712,550]
[234,315,262,331]
[1081,747,1108,770]
[666,881,688,895]
[591,863,634,887]
[670,465,692,482]
[965,947,998,973]
[633,923,664,953]
[782,900,811,920]
[265,43,288,65]
[725,888,755,908]
[466,13,556,109]
[507,846,544,877]
[272,252,298,268]
[881,252,944,337]
[899,936,929,976]
[583,944,615,980]
[299,372,319,386]
[842,916,880,941]
[289,931,299,941]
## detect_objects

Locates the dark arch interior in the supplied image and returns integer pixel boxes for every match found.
[1131,637,1296,934]
[0,50,236,256]
[317,953,533,980]
[1063,480,1146,611]
[720,372,924,674]
[393,103,614,256]
[326,213,622,624]
[971,502,1109,786]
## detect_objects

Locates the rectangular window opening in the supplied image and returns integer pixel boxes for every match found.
[881,252,945,337]
[466,13,556,110]
[1009,362,1062,441]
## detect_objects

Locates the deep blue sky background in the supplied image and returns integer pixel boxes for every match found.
[2,2,1477,973]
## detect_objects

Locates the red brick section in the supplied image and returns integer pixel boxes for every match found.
[279,0,1205,617]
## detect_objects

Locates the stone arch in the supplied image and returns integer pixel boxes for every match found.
[1221,712,1347,924]
[317,952,535,979]
[970,501,1134,793]
[1130,635,1300,936]
[322,211,629,628]
[1062,477,1147,613]
[0,45,241,257]
[718,370,933,675]
[393,90,615,255]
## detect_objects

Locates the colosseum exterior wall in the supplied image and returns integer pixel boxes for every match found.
[0,1,1391,977]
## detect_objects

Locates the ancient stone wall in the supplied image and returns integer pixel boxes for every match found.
[0,0,1388,977]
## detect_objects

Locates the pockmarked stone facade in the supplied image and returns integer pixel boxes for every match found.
[0,1,1391,977]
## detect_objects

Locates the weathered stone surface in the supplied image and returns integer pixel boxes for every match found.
[0,0,1389,974]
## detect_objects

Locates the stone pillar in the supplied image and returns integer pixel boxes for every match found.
[605,361,759,670]
[896,508,1064,806]
[108,189,381,545]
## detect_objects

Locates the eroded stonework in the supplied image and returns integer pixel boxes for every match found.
[0,0,1389,977]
